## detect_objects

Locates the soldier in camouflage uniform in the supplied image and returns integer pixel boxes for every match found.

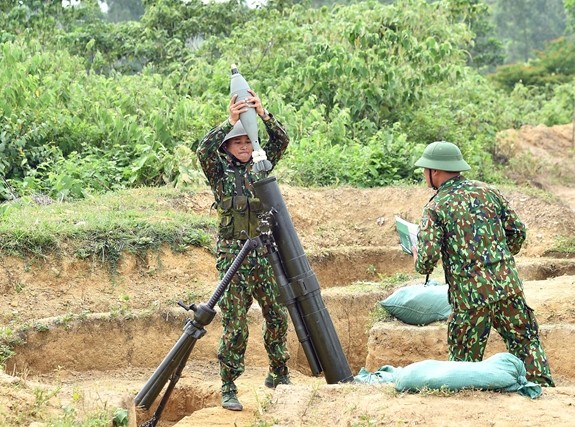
[412,141,554,386]
[196,90,291,411]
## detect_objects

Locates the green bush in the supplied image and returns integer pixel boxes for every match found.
[507,80,575,127]
[489,36,575,91]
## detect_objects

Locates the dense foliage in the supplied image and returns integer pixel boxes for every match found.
[0,0,573,201]
[488,35,575,126]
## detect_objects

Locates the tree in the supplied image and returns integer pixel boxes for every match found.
[103,0,145,22]
[490,0,566,63]
[0,0,103,42]
[565,0,575,33]
[444,0,504,72]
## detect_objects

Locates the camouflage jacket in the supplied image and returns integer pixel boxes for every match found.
[414,175,526,310]
[196,114,289,252]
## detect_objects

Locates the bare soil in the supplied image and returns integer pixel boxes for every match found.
[1,123,575,427]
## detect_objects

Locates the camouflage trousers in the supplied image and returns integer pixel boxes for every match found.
[216,246,289,391]
[447,294,554,386]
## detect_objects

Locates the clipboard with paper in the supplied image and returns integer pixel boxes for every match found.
[395,216,419,255]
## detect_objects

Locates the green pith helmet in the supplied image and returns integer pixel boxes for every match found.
[414,141,471,172]
[222,121,248,145]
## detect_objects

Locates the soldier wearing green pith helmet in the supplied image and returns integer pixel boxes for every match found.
[196,90,291,412]
[412,141,554,386]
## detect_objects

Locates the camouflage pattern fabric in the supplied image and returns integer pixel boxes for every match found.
[415,175,554,386]
[196,114,290,390]
[448,295,554,386]
[216,248,289,388]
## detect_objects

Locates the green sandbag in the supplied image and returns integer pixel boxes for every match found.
[354,365,400,385]
[394,352,541,398]
[380,280,451,325]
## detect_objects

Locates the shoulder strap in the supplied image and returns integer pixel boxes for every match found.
[233,167,244,196]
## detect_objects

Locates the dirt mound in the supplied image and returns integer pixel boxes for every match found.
[497,123,575,188]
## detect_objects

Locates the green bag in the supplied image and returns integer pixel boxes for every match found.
[394,352,542,398]
[354,366,399,385]
[380,280,451,325]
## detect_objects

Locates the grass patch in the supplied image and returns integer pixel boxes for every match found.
[368,304,393,328]
[0,376,129,427]
[0,186,216,272]
[547,235,575,255]
[378,272,419,286]
[335,273,420,296]
[497,182,562,205]
[0,326,25,365]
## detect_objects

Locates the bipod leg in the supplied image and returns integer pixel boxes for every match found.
[135,237,261,426]
[138,320,198,427]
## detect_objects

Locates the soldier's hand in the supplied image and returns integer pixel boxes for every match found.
[247,89,266,117]
[228,94,248,125]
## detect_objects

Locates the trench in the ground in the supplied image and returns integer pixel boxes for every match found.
[5,252,575,426]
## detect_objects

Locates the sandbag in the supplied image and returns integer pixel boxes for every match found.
[394,352,541,398]
[354,365,400,385]
[379,280,451,325]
